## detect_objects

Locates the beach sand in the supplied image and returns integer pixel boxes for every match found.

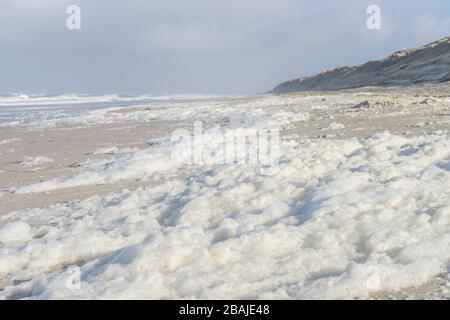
[1,122,184,214]
[0,85,449,299]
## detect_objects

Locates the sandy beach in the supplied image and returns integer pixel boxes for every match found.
[5,0,450,307]
[2,85,449,214]
[0,85,449,299]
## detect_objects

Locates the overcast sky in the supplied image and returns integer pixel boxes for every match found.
[1,0,450,94]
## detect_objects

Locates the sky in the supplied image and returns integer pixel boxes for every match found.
[1,0,450,95]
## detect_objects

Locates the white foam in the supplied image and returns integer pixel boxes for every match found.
[325,122,346,130]
[21,156,54,168]
[0,222,33,244]
[0,138,20,146]
[0,132,449,299]
[92,147,138,155]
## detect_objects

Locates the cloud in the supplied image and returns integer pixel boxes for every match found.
[1,0,450,94]
[412,14,450,41]
[1,0,69,16]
